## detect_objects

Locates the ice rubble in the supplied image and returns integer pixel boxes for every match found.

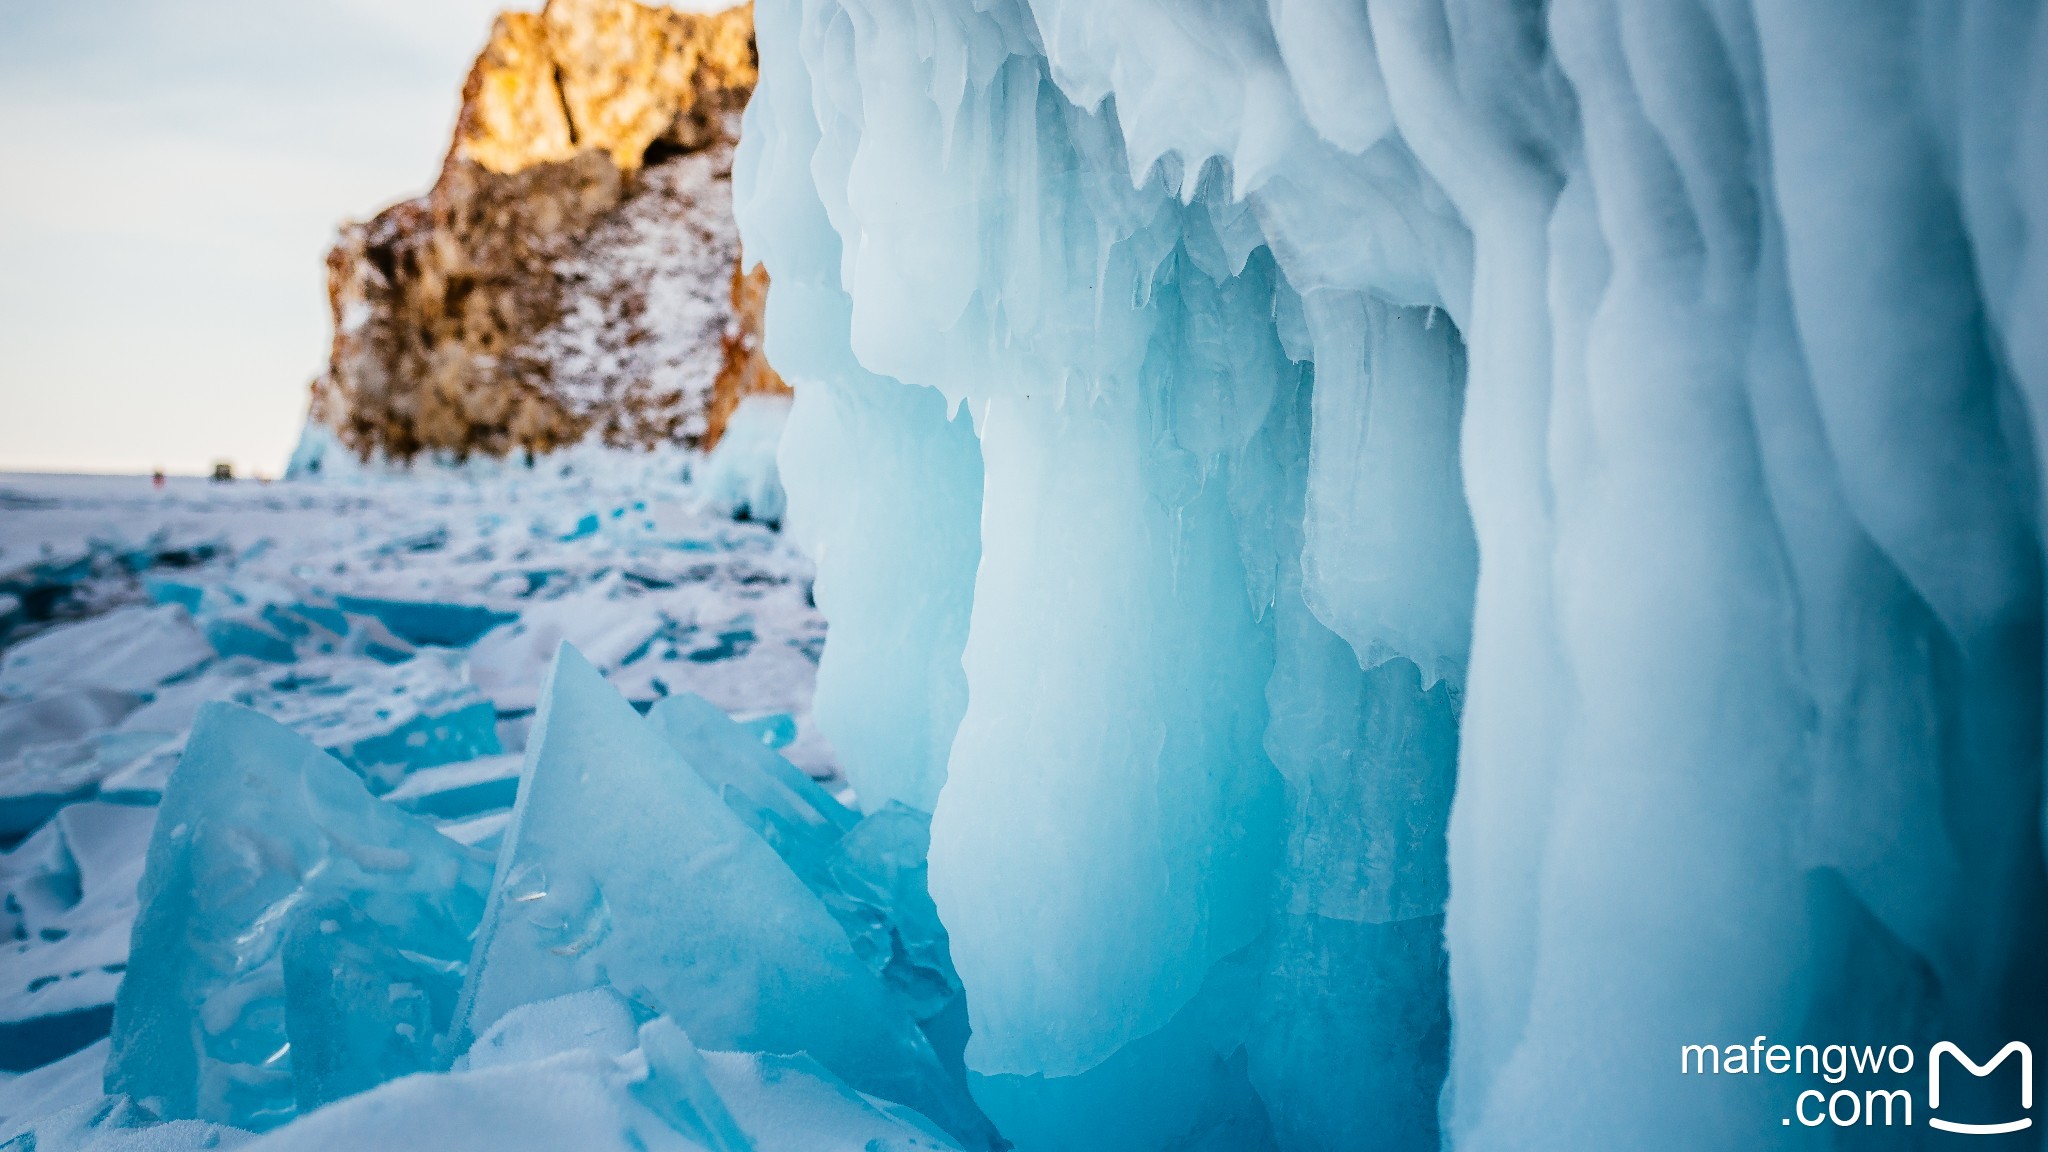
[459,645,998,1150]
[0,642,984,1151]
[0,464,860,1145]
[734,0,2048,1147]
[0,607,213,700]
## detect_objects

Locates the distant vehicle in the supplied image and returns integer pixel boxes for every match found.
[211,462,234,483]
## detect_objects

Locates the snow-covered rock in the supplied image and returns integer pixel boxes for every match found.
[310,0,789,464]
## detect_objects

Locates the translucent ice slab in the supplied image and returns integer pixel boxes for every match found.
[106,703,492,1130]
[456,646,1000,1151]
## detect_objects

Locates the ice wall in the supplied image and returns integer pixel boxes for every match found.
[738,0,2048,1148]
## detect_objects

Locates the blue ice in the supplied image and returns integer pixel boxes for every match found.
[105,702,492,1130]
[330,596,515,648]
[457,645,1000,1150]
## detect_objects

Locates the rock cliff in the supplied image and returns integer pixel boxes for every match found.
[310,0,784,461]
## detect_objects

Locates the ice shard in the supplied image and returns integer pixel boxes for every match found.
[645,690,858,856]
[454,645,1001,1151]
[647,692,968,1069]
[631,1017,755,1152]
[105,703,492,1130]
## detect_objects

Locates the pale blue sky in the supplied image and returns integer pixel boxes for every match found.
[0,0,533,476]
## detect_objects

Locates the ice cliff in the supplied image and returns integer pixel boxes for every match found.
[735,1,2048,1148]
[310,0,789,463]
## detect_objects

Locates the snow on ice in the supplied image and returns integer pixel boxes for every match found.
[0,455,982,1150]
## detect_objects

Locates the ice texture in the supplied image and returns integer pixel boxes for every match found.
[0,463,850,1142]
[736,0,2048,1147]
[461,987,644,1071]
[645,693,967,1060]
[232,991,963,1152]
[105,703,492,1130]
[234,653,503,792]
[455,645,1000,1150]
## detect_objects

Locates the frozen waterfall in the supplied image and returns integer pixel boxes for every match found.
[734,0,2048,1148]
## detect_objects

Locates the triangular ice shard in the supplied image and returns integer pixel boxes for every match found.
[647,694,975,1090]
[453,644,1000,1151]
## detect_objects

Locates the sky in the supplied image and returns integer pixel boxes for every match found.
[0,0,539,476]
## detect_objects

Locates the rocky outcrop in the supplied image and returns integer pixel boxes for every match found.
[311,0,785,461]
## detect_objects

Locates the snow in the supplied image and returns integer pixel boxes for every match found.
[0,804,154,1071]
[0,1039,111,1136]
[538,142,744,445]
[1,607,214,699]
[733,0,2048,1148]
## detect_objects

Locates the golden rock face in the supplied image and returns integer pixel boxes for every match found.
[449,15,573,174]
[454,2,757,176]
[315,0,784,463]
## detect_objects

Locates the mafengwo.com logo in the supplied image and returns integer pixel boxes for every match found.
[1682,1038,2033,1133]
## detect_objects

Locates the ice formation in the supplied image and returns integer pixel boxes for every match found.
[459,644,1000,1150]
[694,394,795,526]
[7,0,2046,1146]
[734,0,2048,1147]
[0,465,889,1148]
[105,702,493,1129]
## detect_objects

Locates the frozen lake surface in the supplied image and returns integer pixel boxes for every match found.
[0,458,990,1152]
